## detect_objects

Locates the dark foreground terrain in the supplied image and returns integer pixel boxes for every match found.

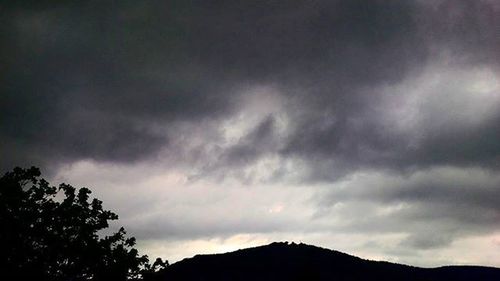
[149,242,500,281]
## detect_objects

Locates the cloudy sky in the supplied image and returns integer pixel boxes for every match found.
[1,0,500,267]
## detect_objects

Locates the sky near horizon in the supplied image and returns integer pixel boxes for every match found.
[1,0,500,267]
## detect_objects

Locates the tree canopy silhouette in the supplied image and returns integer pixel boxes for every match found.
[0,167,166,281]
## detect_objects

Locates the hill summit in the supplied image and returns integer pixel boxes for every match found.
[150,242,500,281]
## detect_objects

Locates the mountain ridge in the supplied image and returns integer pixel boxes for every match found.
[150,242,500,281]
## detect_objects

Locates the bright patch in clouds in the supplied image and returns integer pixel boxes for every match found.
[380,62,500,135]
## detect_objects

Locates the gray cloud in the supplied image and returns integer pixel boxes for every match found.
[315,167,500,249]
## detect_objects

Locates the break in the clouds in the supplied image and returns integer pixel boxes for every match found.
[1,0,499,267]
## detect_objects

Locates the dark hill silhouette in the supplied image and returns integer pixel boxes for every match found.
[149,242,500,281]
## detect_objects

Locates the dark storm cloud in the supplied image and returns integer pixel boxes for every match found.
[1,0,499,179]
[402,116,500,170]
[273,0,500,181]
[0,0,238,172]
[196,0,500,181]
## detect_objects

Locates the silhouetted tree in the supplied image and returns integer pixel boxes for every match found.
[0,167,166,281]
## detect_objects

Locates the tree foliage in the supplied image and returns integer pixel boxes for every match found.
[0,167,167,281]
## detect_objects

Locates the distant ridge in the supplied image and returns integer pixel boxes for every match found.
[149,242,500,281]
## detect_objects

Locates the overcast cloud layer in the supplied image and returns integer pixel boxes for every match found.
[1,0,499,266]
